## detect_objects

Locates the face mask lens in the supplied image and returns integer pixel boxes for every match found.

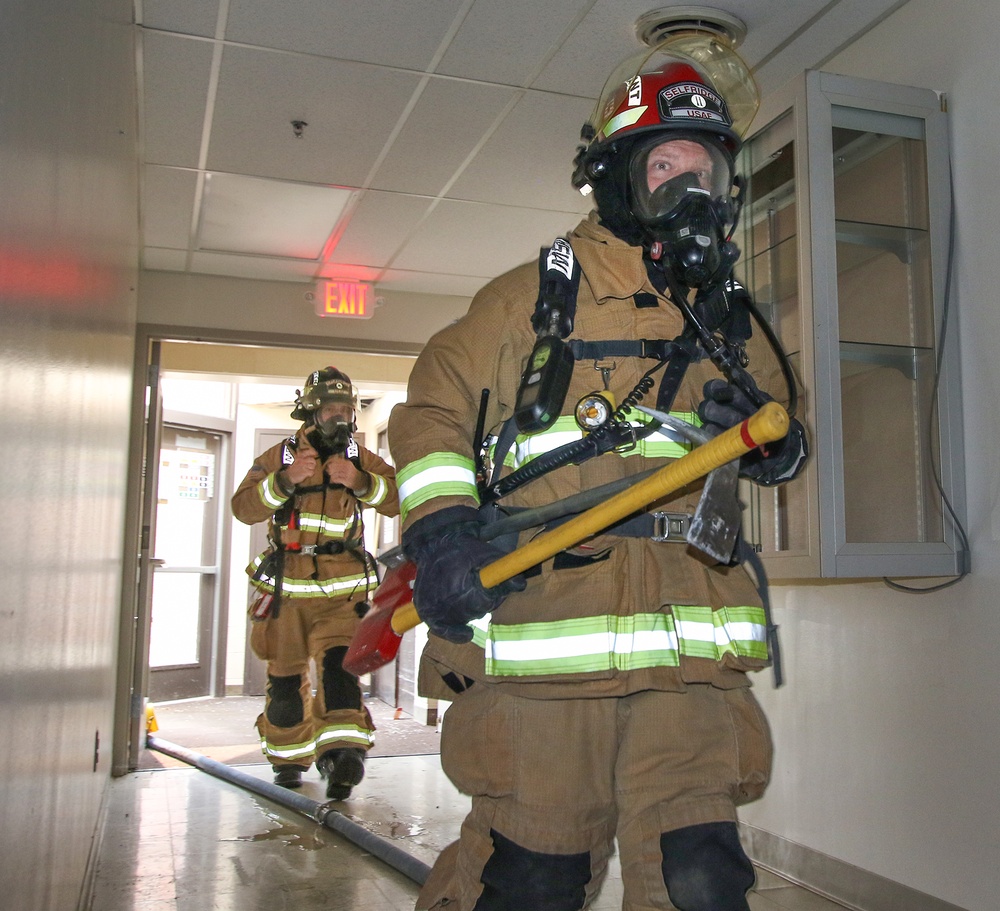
[315,402,353,441]
[629,137,730,225]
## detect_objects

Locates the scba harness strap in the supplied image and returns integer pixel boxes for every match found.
[259,433,377,613]
[481,237,787,684]
[487,237,752,502]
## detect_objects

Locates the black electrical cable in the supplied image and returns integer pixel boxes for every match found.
[742,294,800,420]
[883,164,971,594]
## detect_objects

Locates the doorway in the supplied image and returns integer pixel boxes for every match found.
[116,330,415,773]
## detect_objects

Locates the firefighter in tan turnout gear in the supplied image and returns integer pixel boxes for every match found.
[232,366,398,797]
[388,34,808,911]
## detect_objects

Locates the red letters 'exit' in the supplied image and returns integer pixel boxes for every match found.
[315,280,374,319]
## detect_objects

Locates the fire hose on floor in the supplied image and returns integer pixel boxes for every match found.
[145,735,432,886]
[146,404,791,889]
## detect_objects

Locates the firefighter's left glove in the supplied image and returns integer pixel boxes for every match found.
[402,505,527,644]
[698,379,809,487]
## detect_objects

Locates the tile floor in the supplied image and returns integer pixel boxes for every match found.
[88,753,853,911]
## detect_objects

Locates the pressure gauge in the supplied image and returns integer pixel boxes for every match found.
[575,390,615,431]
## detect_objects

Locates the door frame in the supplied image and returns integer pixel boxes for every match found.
[113,324,420,774]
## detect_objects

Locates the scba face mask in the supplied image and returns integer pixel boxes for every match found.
[315,408,354,449]
[628,136,741,289]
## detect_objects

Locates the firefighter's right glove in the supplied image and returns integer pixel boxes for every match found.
[402,505,527,644]
[698,379,808,486]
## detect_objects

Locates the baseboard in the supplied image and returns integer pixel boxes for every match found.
[740,824,968,911]
[77,779,112,911]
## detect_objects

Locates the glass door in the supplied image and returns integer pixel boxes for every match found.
[148,425,225,701]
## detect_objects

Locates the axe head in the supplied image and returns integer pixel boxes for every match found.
[687,459,742,563]
[343,560,417,676]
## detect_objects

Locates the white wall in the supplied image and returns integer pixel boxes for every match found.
[739,4,1000,910]
[139,269,471,349]
[0,2,138,908]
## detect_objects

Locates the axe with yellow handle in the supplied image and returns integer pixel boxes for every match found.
[343,401,789,675]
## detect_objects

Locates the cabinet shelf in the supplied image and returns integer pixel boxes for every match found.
[839,340,931,379]
[835,220,927,264]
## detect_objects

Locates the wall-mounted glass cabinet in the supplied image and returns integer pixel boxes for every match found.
[734,71,967,578]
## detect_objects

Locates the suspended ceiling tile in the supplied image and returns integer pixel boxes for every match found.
[197,173,353,259]
[530,0,652,98]
[134,0,893,296]
[376,269,487,298]
[141,32,216,168]
[325,191,433,268]
[224,0,468,70]
[448,89,596,213]
[370,78,518,196]
[207,45,421,186]
[139,0,220,36]
[390,199,581,278]
[142,166,198,250]
[436,0,592,86]
[189,250,321,282]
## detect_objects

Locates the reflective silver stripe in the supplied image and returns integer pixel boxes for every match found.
[249,557,369,598]
[483,606,768,677]
[259,737,314,761]
[511,418,583,467]
[498,410,700,469]
[362,473,389,506]
[315,724,375,750]
[297,514,352,537]
[258,473,288,509]
[261,725,375,761]
[397,453,478,521]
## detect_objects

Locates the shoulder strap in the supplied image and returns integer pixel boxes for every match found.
[532,237,580,339]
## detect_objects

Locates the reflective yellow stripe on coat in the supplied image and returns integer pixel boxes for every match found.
[472,606,768,677]
[397,453,478,523]
[486,409,700,470]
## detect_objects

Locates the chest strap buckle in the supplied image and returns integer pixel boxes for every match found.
[651,512,690,543]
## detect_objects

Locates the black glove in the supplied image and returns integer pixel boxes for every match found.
[697,379,809,486]
[402,506,527,643]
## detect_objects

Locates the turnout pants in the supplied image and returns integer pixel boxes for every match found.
[249,595,375,768]
[416,683,771,911]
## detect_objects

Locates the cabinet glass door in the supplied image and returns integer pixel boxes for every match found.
[735,111,811,559]
[737,71,963,578]
[830,109,942,544]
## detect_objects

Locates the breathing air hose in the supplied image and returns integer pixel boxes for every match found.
[146,735,432,886]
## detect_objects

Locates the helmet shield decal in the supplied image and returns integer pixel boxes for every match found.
[657,81,731,130]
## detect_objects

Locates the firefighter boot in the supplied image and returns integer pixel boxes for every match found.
[316,747,366,800]
[272,764,308,789]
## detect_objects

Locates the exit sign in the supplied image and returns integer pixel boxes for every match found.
[315,279,374,319]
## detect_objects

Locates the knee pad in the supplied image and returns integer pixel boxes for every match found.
[322,645,362,710]
[474,829,590,911]
[266,674,304,728]
[660,822,755,911]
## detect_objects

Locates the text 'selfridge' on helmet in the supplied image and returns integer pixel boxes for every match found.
[571,33,759,289]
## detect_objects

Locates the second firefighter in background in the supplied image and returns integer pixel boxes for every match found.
[232,366,399,798]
